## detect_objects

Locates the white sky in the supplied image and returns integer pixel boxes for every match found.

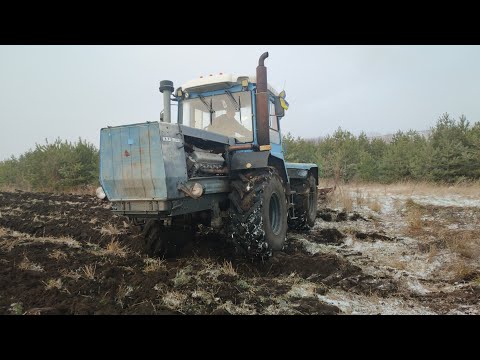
[1,45,479,160]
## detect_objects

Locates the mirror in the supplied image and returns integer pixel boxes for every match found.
[160,110,164,122]
[274,97,285,118]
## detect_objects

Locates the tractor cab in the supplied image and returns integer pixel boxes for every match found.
[174,73,286,153]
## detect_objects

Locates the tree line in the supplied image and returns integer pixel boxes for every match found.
[0,113,478,192]
[283,113,480,183]
[0,138,99,191]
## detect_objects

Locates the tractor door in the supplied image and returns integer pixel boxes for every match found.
[269,97,284,160]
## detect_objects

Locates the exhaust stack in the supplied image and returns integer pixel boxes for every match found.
[255,52,270,147]
[159,80,174,123]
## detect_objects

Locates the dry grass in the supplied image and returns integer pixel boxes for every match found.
[199,257,216,269]
[18,235,81,249]
[407,209,423,232]
[162,291,187,311]
[446,260,477,282]
[442,230,480,259]
[427,243,439,262]
[60,269,82,280]
[388,258,408,271]
[105,239,128,257]
[173,266,193,288]
[219,260,237,277]
[66,185,97,196]
[325,186,353,212]
[213,300,257,315]
[116,283,134,308]
[100,224,122,236]
[392,198,404,214]
[0,237,24,252]
[42,278,63,290]
[405,199,424,233]
[191,289,216,305]
[403,180,480,197]
[340,193,354,212]
[143,257,166,273]
[325,180,480,198]
[18,256,44,272]
[82,264,97,280]
[0,184,30,192]
[48,249,68,261]
[368,198,382,213]
[286,281,318,298]
[355,188,366,207]
[0,227,7,237]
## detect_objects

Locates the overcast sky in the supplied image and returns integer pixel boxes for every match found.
[1,45,479,160]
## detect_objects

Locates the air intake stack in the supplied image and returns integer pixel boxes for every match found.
[159,80,174,123]
[255,52,270,146]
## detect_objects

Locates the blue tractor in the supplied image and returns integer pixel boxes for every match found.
[97,52,318,259]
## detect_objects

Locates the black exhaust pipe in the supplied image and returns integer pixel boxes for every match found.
[256,52,270,147]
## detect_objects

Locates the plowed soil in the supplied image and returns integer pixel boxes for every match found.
[0,189,478,315]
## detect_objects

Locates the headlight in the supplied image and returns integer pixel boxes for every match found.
[298,169,308,177]
[191,183,203,198]
[96,186,107,200]
[184,92,190,99]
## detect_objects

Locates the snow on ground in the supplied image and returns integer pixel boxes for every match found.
[317,288,435,315]
[304,183,480,314]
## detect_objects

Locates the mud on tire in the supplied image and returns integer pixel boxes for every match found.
[228,167,288,259]
[143,220,167,257]
[288,174,317,230]
[143,219,195,258]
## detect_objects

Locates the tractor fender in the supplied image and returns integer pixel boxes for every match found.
[285,162,319,185]
[268,155,290,186]
[230,151,269,171]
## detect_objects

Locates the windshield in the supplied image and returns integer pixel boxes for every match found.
[181,91,253,142]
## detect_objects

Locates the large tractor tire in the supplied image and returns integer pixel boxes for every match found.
[143,220,167,257]
[228,168,288,259]
[288,174,318,230]
[143,219,195,258]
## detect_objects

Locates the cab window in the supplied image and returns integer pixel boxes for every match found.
[269,100,280,144]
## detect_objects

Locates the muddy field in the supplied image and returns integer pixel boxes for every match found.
[0,186,479,315]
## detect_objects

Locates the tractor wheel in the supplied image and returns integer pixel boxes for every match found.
[288,174,318,230]
[143,220,167,257]
[143,219,196,258]
[228,167,288,259]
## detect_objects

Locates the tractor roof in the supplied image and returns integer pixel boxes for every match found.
[180,73,279,96]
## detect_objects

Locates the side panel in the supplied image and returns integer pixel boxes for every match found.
[159,122,189,199]
[100,122,168,201]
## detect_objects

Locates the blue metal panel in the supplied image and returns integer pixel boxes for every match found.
[159,122,189,199]
[270,143,284,159]
[99,127,115,197]
[110,127,124,198]
[100,122,168,201]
